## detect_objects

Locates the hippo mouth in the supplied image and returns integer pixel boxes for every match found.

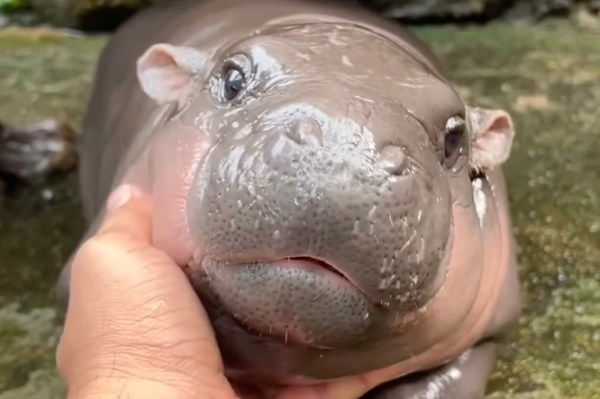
[286,256,349,280]
[188,255,375,348]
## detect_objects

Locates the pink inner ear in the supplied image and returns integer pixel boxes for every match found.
[146,48,173,68]
[150,50,189,86]
[471,110,515,169]
[138,45,192,103]
[160,67,190,92]
[487,113,512,134]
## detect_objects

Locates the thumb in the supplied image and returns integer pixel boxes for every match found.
[59,184,231,397]
[95,184,153,247]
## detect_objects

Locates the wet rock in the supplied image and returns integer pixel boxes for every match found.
[505,0,578,20]
[26,0,72,26]
[571,1,600,29]
[363,0,598,22]
[27,0,147,29]
[0,1,40,27]
[363,0,508,22]
[0,120,77,183]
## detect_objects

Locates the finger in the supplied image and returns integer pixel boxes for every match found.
[59,201,227,388]
[96,184,153,245]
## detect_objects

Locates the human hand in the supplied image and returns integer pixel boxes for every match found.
[57,185,236,399]
[57,185,392,399]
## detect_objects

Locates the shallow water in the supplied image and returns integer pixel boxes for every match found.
[0,22,598,398]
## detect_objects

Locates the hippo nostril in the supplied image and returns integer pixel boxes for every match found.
[379,145,408,176]
[286,119,323,147]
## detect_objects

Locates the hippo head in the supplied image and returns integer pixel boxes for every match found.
[135,21,515,382]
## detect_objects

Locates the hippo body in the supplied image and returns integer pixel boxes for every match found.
[64,0,521,397]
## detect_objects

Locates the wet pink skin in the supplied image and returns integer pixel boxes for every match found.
[149,120,208,265]
[118,116,513,386]
[122,118,207,266]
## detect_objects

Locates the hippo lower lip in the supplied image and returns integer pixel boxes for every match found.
[194,256,374,348]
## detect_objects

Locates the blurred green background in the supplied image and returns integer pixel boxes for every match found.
[0,1,599,398]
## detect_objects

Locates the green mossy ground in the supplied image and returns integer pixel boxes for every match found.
[416,22,600,398]
[0,21,598,398]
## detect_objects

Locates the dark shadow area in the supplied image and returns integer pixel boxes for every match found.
[77,5,138,32]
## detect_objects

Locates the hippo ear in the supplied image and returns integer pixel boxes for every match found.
[137,44,207,106]
[467,107,515,170]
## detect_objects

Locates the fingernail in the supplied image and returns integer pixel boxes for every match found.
[106,184,134,213]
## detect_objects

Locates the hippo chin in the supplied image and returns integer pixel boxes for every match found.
[60,0,521,396]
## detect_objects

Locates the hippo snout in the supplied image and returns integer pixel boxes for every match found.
[186,101,452,348]
[282,112,409,177]
[284,117,323,147]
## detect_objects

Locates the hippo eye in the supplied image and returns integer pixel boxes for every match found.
[223,66,246,101]
[443,115,466,168]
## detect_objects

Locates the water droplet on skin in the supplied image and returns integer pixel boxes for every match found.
[387,274,396,288]
[408,253,417,264]
[416,237,425,263]
[341,54,353,67]
[400,218,409,233]
[379,257,389,274]
[353,220,360,235]
[273,230,281,240]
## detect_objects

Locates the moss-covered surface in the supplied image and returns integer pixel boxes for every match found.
[415,22,600,398]
[0,30,102,396]
[0,21,598,398]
